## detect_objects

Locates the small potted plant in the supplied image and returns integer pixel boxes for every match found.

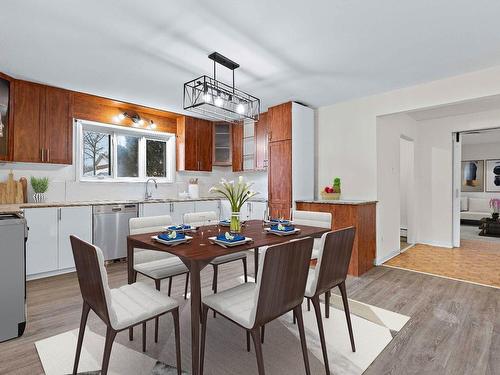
[30,176,49,203]
[490,198,500,221]
[321,177,341,200]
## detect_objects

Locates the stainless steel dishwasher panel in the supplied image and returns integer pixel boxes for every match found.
[93,204,138,260]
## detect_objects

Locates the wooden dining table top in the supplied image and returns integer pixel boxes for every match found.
[127,220,330,261]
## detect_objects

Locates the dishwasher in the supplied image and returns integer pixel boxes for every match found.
[93,204,138,260]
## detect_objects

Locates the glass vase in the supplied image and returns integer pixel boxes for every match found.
[230,211,242,233]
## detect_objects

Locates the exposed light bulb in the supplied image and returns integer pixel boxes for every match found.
[150,121,157,129]
[203,93,212,102]
[236,103,245,114]
[214,96,224,107]
[138,119,145,126]
[118,113,125,121]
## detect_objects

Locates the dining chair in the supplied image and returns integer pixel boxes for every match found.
[291,209,332,259]
[129,215,189,342]
[200,237,314,375]
[183,211,248,296]
[304,227,356,375]
[70,236,182,375]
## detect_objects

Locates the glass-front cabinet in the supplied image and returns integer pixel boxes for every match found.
[213,122,232,166]
[0,73,12,160]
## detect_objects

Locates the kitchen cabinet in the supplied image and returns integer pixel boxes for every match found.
[176,116,212,171]
[12,81,72,164]
[255,112,268,170]
[25,206,92,278]
[268,140,292,218]
[0,72,14,161]
[232,122,243,172]
[221,200,267,221]
[170,201,196,223]
[213,122,232,166]
[25,208,58,276]
[268,102,292,143]
[195,200,220,216]
[58,206,92,269]
[141,202,171,217]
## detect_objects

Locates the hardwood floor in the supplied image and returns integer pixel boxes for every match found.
[0,257,498,374]
[385,239,500,288]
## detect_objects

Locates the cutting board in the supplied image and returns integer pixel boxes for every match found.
[0,172,27,204]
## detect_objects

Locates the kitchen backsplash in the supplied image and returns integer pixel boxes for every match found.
[0,163,268,202]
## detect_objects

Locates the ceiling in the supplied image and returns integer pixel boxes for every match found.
[2,0,500,114]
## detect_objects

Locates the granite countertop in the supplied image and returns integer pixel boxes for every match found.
[0,196,268,214]
[295,199,377,205]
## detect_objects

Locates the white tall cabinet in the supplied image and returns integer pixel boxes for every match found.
[25,206,92,279]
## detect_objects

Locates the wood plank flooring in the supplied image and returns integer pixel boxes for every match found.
[385,239,500,288]
[0,255,498,374]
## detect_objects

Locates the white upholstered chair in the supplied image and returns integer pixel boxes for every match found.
[292,210,332,259]
[183,211,248,296]
[200,237,314,375]
[129,215,189,341]
[70,236,181,375]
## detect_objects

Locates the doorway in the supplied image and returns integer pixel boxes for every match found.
[400,136,415,251]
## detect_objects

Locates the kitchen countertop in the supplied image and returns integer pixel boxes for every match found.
[0,196,268,214]
[295,199,377,205]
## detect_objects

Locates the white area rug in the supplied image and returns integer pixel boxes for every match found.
[35,297,409,375]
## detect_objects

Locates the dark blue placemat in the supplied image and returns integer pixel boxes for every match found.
[270,224,295,232]
[159,232,186,241]
[216,233,245,242]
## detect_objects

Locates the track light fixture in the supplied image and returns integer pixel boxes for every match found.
[113,112,156,130]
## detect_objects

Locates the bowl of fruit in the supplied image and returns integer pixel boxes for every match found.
[321,178,341,200]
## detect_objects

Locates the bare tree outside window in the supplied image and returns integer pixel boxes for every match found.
[83,130,110,176]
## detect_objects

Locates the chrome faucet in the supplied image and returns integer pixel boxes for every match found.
[145,178,157,200]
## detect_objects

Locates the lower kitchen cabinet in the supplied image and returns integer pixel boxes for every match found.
[221,200,267,221]
[141,202,171,217]
[25,206,92,278]
[194,200,220,215]
[25,208,58,276]
[58,206,92,269]
[141,200,221,222]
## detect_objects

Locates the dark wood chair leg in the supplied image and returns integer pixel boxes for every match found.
[212,265,219,318]
[72,302,90,375]
[294,306,312,375]
[129,327,133,341]
[339,282,356,352]
[250,328,265,375]
[242,257,248,283]
[101,327,117,375]
[307,298,311,311]
[261,325,265,344]
[168,277,173,296]
[246,331,251,352]
[325,290,330,319]
[311,296,330,375]
[293,310,296,324]
[200,305,209,375]
[142,322,147,352]
[155,279,161,343]
[184,273,189,300]
[172,308,182,375]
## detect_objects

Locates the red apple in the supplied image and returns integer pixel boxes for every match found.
[324,186,330,193]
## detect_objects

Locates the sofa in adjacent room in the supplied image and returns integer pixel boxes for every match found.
[460,197,494,223]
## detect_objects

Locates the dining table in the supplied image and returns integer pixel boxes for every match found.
[126,220,329,375]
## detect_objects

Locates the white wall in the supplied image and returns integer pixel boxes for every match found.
[317,64,500,263]
[462,141,500,200]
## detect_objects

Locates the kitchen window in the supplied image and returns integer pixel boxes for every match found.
[77,120,175,182]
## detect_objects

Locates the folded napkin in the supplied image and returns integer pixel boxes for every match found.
[167,224,191,230]
[269,218,291,224]
[216,233,246,242]
[158,232,186,241]
[271,224,295,232]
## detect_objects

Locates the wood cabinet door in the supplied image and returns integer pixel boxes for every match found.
[255,112,268,170]
[12,81,44,163]
[176,116,198,171]
[268,102,291,143]
[44,86,72,164]
[268,140,292,218]
[196,118,213,171]
[232,121,243,171]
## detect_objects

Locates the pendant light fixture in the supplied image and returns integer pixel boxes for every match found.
[183,52,260,122]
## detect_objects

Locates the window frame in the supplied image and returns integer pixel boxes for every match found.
[76,119,176,183]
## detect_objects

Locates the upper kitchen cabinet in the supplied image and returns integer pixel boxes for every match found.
[231,121,243,172]
[255,111,268,170]
[176,116,212,171]
[213,122,232,166]
[268,102,292,143]
[0,72,14,161]
[12,81,72,164]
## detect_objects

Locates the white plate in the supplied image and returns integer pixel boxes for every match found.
[264,220,294,226]
[152,235,193,246]
[264,227,301,236]
[164,225,197,232]
[208,236,253,247]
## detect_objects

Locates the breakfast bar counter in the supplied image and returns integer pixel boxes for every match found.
[295,199,377,276]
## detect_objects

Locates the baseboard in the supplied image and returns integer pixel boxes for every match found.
[375,249,401,265]
[27,267,76,281]
[417,240,453,248]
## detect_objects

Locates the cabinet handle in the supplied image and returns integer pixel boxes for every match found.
[58,208,61,221]
[47,148,50,163]
[268,131,272,141]
[40,149,44,162]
